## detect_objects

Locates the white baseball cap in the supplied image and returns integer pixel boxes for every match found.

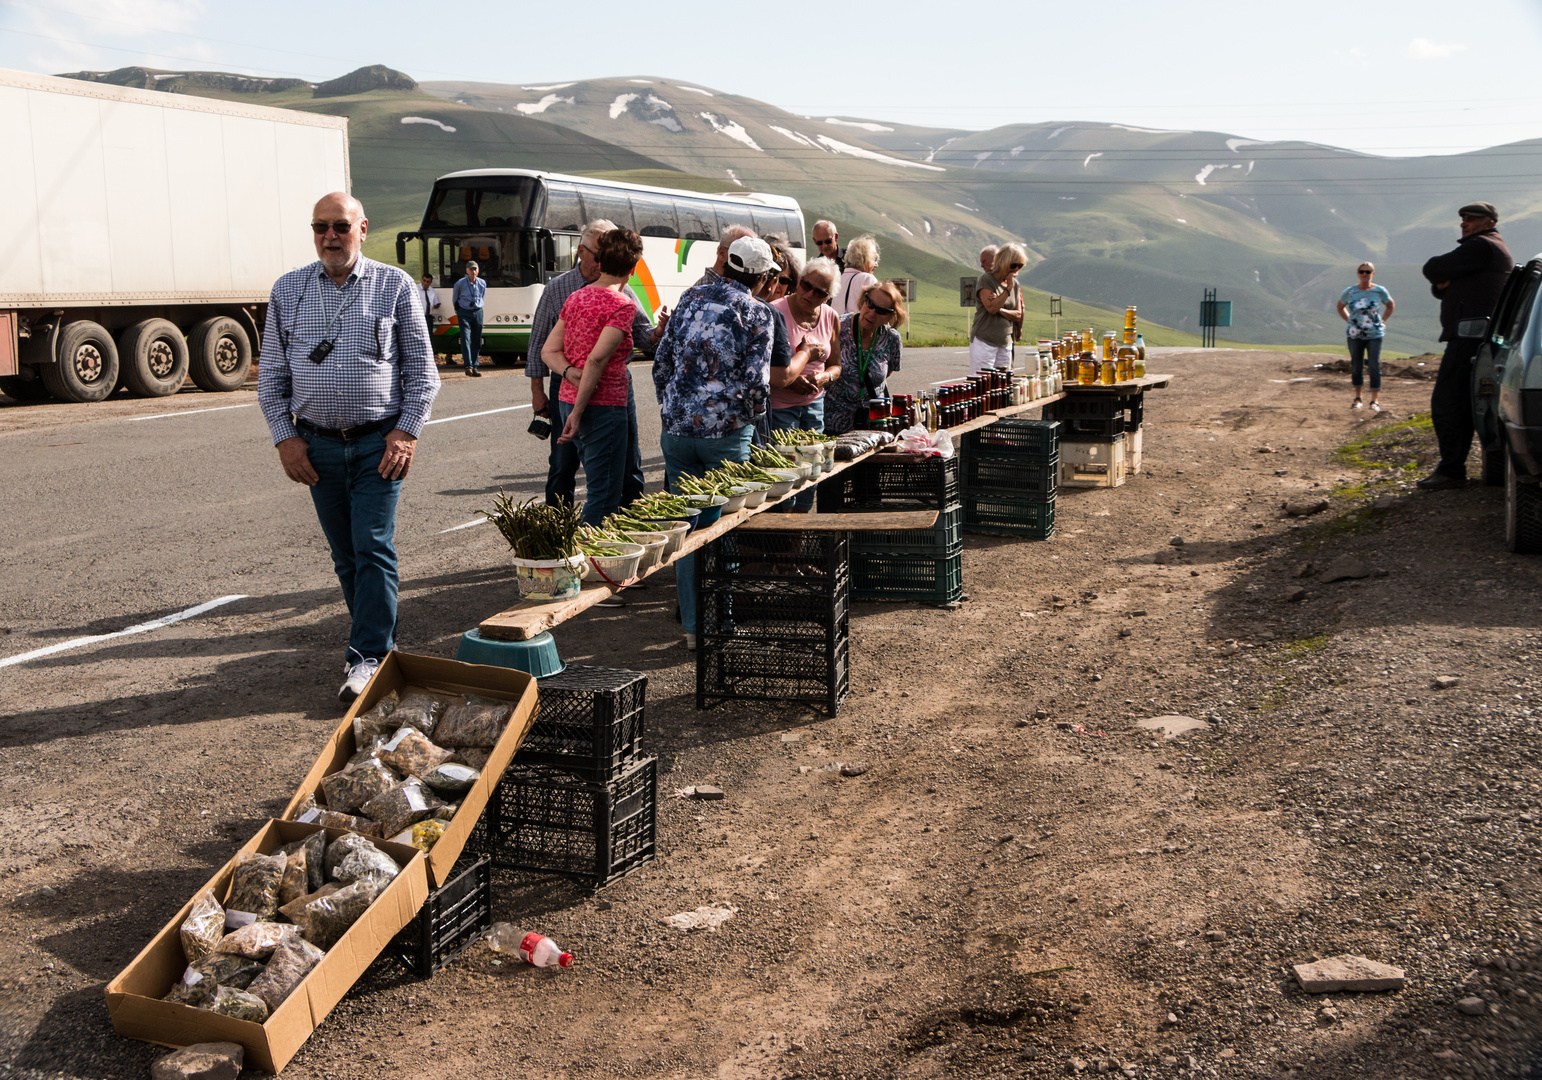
[727,236,777,276]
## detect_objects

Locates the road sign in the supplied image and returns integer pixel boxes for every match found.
[888,278,918,302]
[960,276,977,307]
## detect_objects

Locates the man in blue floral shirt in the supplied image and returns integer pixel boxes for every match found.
[652,235,778,649]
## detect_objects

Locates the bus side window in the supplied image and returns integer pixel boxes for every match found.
[545,184,584,233]
[579,189,635,232]
[713,205,755,238]
[550,234,579,276]
[677,199,716,241]
[632,192,680,238]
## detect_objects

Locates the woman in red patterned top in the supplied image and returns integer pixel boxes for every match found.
[541,228,646,525]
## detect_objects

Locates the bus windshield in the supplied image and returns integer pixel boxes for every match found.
[421,177,540,231]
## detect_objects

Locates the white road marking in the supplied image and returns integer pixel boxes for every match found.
[0,594,248,669]
[424,404,531,426]
[127,403,256,422]
[439,518,491,534]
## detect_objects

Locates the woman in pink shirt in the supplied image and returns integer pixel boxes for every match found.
[769,256,842,510]
[541,228,645,525]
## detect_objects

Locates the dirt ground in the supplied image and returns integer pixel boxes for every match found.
[5,347,1542,1080]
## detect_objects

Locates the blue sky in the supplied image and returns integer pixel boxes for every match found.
[3,0,1541,156]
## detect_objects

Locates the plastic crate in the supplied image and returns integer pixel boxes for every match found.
[699,529,850,589]
[816,454,959,511]
[1125,397,1144,432]
[852,546,963,607]
[1053,415,1124,442]
[1045,395,1135,421]
[475,758,657,887]
[962,494,1056,538]
[1061,437,1127,489]
[964,418,1060,459]
[700,579,849,643]
[698,635,849,717]
[962,455,1058,501]
[387,855,492,978]
[517,666,647,782]
[850,503,962,556]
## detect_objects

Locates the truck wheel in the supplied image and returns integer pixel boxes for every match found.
[40,321,119,403]
[120,318,189,397]
[1482,443,1506,487]
[1505,449,1542,554]
[0,374,49,402]
[188,317,251,392]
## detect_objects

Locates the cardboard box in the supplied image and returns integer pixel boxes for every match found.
[104,819,429,1074]
[280,651,538,887]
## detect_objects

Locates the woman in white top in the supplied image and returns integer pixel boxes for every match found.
[832,235,880,316]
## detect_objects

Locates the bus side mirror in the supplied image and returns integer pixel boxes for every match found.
[1458,318,1490,339]
[395,237,407,265]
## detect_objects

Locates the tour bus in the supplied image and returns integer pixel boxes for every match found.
[395,169,806,362]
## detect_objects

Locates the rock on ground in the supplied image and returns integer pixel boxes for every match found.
[1293,955,1407,993]
[150,1042,244,1080]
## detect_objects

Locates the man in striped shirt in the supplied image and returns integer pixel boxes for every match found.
[258,191,441,704]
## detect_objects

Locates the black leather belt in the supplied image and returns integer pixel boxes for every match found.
[295,414,399,440]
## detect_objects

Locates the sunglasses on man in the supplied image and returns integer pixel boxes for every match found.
[311,220,357,235]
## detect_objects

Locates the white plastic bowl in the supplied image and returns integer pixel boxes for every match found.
[621,531,669,572]
[720,485,752,513]
[763,468,799,498]
[638,520,691,557]
[581,542,646,585]
[740,481,771,507]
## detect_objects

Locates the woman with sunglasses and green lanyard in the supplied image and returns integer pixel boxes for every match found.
[825,280,906,435]
[1336,261,1395,412]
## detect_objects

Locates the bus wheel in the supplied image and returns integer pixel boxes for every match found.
[120,318,190,397]
[188,317,252,392]
[41,321,119,403]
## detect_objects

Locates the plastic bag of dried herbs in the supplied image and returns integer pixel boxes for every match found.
[224,851,286,926]
[320,758,399,815]
[299,879,376,949]
[449,747,491,771]
[277,831,327,894]
[387,817,447,852]
[180,888,225,965]
[277,847,310,908]
[323,833,377,878]
[329,843,400,890]
[163,978,214,1008]
[208,984,268,1022]
[390,687,457,735]
[376,726,453,777]
[420,762,479,796]
[433,701,512,748]
[287,792,317,822]
[214,920,303,960]
[314,810,382,838]
[362,778,446,838]
[246,937,324,1012]
[351,688,400,745]
[189,953,264,990]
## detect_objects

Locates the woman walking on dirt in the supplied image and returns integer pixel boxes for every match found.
[1336,262,1395,412]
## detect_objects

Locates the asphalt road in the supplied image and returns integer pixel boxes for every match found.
[0,345,973,676]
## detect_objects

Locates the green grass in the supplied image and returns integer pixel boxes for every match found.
[1280,633,1332,658]
[1332,414,1435,469]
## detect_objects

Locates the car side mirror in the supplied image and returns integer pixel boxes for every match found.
[1458,318,1490,339]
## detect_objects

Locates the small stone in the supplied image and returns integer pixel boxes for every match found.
[1071,1057,1089,1073]
[1371,496,1398,512]
[1284,498,1329,517]
[1034,709,1050,720]
[1274,468,1288,476]
[1292,954,1406,993]
[1293,562,1315,579]
[1190,569,1200,576]
[1118,628,1132,638]
[1284,586,1307,603]
[1153,550,1173,565]
[1217,1048,1236,1059]
[1091,673,1103,682]
[1256,446,1275,454]
[1320,555,1371,582]
[687,785,725,800]
[1373,568,1390,578]
[780,733,801,742]
[1221,977,1241,989]
[1169,536,1184,546]
[1456,996,1489,1016]
[1205,929,1227,941]
[1014,718,1030,728]
[1217,640,1241,657]
[1131,609,1147,617]
[1316,1006,1339,1025]
[1434,676,1459,690]
[151,1043,245,1080]
[839,763,869,777]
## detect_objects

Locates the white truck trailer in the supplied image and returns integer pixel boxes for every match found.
[0,69,350,403]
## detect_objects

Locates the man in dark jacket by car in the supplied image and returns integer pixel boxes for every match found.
[1417,202,1514,489]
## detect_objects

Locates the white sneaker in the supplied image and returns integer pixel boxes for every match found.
[339,657,380,705]
[684,633,697,652]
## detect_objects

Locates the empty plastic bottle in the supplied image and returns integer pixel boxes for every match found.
[487,922,573,968]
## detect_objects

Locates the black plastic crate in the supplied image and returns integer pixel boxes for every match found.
[962,456,1058,501]
[1045,395,1135,421]
[816,454,959,511]
[851,503,962,556]
[476,758,657,887]
[699,529,850,588]
[1125,397,1144,432]
[852,546,963,607]
[387,855,492,978]
[518,666,646,781]
[698,635,849,717]
[964,418,1060,459]
[1054,415,1124,442]
[700,579,849,643]
[962,494,1056,539]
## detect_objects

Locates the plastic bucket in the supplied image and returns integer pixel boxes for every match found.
[511,554,587,603]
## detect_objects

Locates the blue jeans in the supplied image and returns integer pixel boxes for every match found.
[660,425,754,635]
[456,306,483,371]
[570,401,630,526]
[550,373,645,510]
[300,428,401,667]
[771,400,824,511]
[1348,337,1382,392]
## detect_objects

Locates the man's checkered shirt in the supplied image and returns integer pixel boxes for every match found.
[526,264,656,379]
[258,257,440,444]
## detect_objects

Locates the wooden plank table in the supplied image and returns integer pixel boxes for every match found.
[1058,374,1172,393]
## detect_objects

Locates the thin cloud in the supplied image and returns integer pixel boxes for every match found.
[1408,37,1468,60]
[16,0,212,72]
